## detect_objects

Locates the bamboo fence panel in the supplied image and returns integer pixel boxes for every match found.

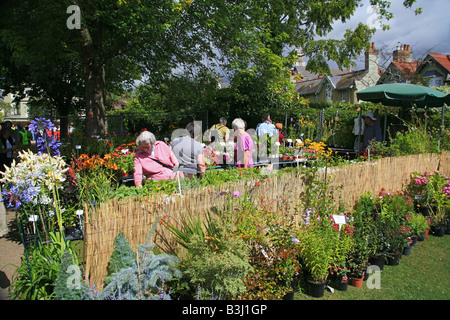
[83,151,449,291]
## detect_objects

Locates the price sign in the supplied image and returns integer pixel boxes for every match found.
[332,214,347,234]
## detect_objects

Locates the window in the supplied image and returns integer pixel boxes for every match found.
[325,84,332,102]
[428,77,443,87]
[423,70,443,86]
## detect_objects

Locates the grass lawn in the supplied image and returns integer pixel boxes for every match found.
[294,234,449,300]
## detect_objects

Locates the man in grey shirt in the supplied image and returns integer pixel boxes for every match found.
[170,122,206,179]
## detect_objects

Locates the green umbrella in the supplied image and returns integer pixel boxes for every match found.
[356,83,449,107]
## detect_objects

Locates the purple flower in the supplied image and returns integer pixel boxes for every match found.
[29,117,54,134]
[232,191,241,198]
[29,117,61,156]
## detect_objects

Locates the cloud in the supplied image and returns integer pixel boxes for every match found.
[325,0,450,67]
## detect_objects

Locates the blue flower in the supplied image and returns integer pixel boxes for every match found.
[29,117,54,135]
[30,117,61,156]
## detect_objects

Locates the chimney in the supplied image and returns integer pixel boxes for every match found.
[393,44,413,63]
[365,42,379,72]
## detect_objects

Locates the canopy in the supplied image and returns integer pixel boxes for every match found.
[356,83,450,108]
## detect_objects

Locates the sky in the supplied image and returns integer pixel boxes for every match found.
[327,0,450,68]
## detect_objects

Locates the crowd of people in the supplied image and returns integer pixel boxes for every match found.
[134,113,289,187]
[0,121,35,172]
[133,111,382,187]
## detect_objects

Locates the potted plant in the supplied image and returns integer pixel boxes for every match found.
[348,260,366,287]
[376,192,412,266]
[407,213,429,242]
[351,192,378,272]
[330,262,350,291]
[296,213,353,298]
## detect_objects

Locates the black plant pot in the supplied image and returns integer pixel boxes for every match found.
[403,245,412,256]
[419,205,434,216]
[335,279,348,292]
[64,226,84,241]
[411,235,419,246]
[417,231,426,242]
[308,279,326,298]
[431,225,446,237]
[369,255,385,271]
[386,252,402,266]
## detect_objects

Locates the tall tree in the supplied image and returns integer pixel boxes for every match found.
[1,0,419,137]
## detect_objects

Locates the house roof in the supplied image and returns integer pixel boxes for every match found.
[392,61,419,78]
[416,52,450,76]
[293,66,347,81]
[429,52,450,73]
[295,69,368,95]
[294,77,323,95]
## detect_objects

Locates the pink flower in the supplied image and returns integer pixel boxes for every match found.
[232,191,241,198]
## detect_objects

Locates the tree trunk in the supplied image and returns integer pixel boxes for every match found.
[78,27,107,138]
[84,63,106,138]
[57,96,73,142]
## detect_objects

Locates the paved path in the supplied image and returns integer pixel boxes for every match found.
[0,209,23,300]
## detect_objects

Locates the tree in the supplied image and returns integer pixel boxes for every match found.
[0,0,83,140]
[1,0,420,137]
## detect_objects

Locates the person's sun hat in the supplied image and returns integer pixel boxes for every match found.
[364,112,376,121]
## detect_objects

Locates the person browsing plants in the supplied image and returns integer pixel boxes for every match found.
[232,118,254,169]
[363,112,382,150]
[133,130,182,187]
[170,122,206,179]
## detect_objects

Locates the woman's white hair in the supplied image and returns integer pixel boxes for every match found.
[136,130,156,147]
[231,118,245,130]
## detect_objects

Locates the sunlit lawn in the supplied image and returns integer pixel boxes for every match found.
[294,234,449,300]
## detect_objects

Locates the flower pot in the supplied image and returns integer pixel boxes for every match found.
[283,278,299,300]
[411,235,418,246]
[386,251,402,266]
[403,245,412,256]
[307,279,326,298]
[417,231,426,242]
[351,276,364,288]
[431,225,445,237]
[283,290,295,300]
[369,255,385,271]
[419,205,434,217]
[335,278,348,291]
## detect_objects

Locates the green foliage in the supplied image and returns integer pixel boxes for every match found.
[166,209,251,299]
[104,232,136,286]
[183,232,252,300]
[407,213,429,235]
[9,234,78,300]
[54,250,88,300]
[98,220,182,300]
[296,219,339,282]
[76,164,118,204]
[351,192,378,261]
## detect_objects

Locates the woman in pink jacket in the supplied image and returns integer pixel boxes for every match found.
[133,130,182,187]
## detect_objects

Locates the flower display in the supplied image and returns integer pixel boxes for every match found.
[28,117,62,156]
[0,150,68,210]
